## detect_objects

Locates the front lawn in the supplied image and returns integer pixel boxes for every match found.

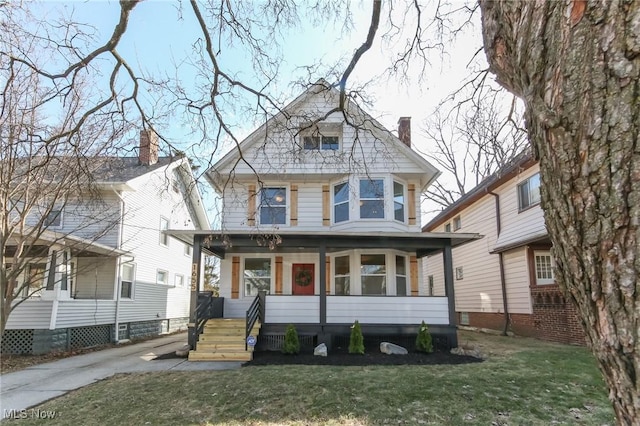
[8,331,614,425]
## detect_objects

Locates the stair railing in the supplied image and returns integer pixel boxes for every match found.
[193,292,215,350]
[245,290,266,350]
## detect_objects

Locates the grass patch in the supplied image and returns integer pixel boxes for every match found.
[8,332,614,425]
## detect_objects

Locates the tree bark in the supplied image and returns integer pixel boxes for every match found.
[479,1,639,423]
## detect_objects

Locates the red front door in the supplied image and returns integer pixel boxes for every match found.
[292,264,315,295]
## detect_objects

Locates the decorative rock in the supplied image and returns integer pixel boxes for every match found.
[314,343,328,357]
[380,342,408,355]
[450,346,484,359]
[175,344,190,358]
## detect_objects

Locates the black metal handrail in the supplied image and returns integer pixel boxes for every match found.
[193,292,215,350]
[245,291,265,350]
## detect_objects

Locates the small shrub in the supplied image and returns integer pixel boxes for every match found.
[282,324,300,354]
[415,321,433,353]
[349,320,365,354]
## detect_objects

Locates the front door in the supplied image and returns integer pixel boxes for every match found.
[292,263,315,295]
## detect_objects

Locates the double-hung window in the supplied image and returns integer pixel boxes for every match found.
[121,263,134,298]
[361,254,386,295]
[159,217,169,246]
[518,173,541,211]
[334,255,350,295]
[333,182,349,223]
[259,187,286,225]
[395,255,407,296]
[360,179,385,219]
[44,209,63,228]
[393,181,405,222]
[244,258,271,296]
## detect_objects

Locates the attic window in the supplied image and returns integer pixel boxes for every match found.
[300,122,341,151]
[303,135,339,150]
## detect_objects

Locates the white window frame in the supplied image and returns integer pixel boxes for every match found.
[393,181,405,223]
[121,263,135,299]
[243,257,272,297]
[175,274,185,287]
[333,181,350,224]
[453,215,461,231]
[395,255,408,296]
[156,269,169,285]
[184,244,192,257]
[44,209,63,228]
[455,266,464,280]
[518,172,541,211]
[333,254,351,295]
[534,251,555,285]
[359,178,385,219]
[159,217,169,246]
[258,186,287,225]
[360,253,387,295]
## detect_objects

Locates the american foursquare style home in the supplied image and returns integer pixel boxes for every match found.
[3,131,210,354]
[170,81,480,361]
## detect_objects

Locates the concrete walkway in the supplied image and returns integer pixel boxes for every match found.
[0,332,242,418]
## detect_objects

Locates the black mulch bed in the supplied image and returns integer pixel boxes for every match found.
[244,348,483,367]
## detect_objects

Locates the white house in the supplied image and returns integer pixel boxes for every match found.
[3,131,210,354]
[170,81,480,360]
[422,151,585,345]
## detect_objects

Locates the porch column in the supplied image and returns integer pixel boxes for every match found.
[188,236,203,349]
[443,244,456,327]
[319,245,326,325]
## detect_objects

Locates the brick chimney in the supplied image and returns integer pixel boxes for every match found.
[139,129,158,166]
[398,117,411,147]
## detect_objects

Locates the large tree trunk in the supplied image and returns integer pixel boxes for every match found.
[479,1,639,423]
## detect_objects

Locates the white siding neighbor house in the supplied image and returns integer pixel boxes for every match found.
[3,131,210,354]
[422,151,585,345]
[170,81,480,360]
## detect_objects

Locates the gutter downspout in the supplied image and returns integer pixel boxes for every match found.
[112,187,126,342]
[489,191,510,335]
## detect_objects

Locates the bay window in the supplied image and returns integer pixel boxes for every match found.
[359,179,384,219]
[333,182,349,223]
[361,254,386,295]
[334,255,350,295]
[393,181,405,222]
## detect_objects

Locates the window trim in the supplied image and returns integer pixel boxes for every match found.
[393,181,406,223]
[517,172,541,212]
[360,253,387,295]
[184,244,192,257]
[533,250,555,285]
[395,255,408,296]
[455,266,464,280]
[453,215,461,231]
[333,254,351,295]
[44,209,63,228]
[444,223,452,232]
[332,181,350,224]
[175,274,185,287]
[121,263,135,299]
[258,186,288,226]
[159,217,169,246]
[359,178,386,220]
[243,257,272,297]
[156,269,169,285]
[301,125,342,151]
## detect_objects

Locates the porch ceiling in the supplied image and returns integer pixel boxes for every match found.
[167,230,482,258]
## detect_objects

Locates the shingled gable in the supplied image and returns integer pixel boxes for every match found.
[206,80,440,191]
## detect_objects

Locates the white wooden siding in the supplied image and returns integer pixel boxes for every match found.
[421,253,445,296]
[118,281,190,322]
[55,300,117,328]
[503,247,533,314]
[326,296,449,324]
[265,296,320,323]
[494,164,547,250]
[74,257,116,299]
[6,300,54,329]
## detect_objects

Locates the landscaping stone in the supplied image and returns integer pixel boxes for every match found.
[380,342,408,355]
[175,344,190,358]
[450,346,484,359]
[314,343,328,357]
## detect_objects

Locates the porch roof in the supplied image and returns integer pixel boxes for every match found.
[167,229,481,258]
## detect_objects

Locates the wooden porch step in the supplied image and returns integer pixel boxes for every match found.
[188,351,253,362]
[195,342,254,352]
[198,334,246,342]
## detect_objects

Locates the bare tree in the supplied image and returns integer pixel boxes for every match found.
[480,1,639,423]
[420,88,527,210]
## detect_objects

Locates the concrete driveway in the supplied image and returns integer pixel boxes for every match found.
[0,332,242,419]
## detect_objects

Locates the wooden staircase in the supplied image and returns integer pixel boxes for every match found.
[188,318,260,362]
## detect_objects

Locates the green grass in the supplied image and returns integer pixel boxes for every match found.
[8,332,615,425]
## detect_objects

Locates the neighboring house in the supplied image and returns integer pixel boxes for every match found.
[3,131,210,355]
[422,151,586,345]
[169,81,479,360]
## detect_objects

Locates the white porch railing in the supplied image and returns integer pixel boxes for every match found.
[265,295,320,323]
[260,295,450,325]
[326,296,449,325]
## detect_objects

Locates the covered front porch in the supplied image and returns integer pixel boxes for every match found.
[170,230,480,354]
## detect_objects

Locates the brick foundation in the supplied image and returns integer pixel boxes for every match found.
[458,290,587,346]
